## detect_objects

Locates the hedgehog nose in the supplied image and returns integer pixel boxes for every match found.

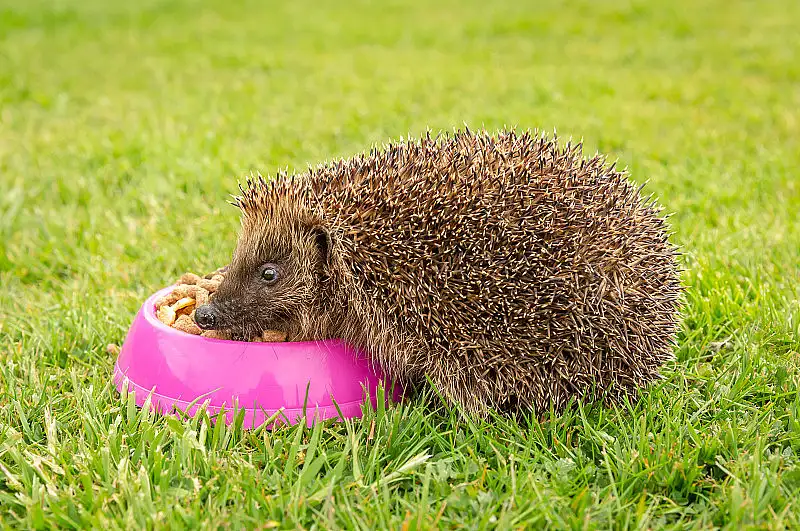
[194,304,218,330]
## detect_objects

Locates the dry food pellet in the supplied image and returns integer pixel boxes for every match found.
[174,314,202,335]
[261,330,288,342]
[195,286,210,307]
[156,305,176,326]
[172,297,196,316]
[201,329,230,340]
[179,272,202,285]
[197,279,219,293]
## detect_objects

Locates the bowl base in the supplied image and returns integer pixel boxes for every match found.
[114,363,397,429]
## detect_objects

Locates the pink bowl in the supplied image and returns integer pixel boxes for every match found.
[114,286,402,429]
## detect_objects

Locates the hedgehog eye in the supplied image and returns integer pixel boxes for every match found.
[260,264,279,285]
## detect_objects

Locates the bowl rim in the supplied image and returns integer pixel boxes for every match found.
[144,285,348,349]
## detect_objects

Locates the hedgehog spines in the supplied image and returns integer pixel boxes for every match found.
[226,128,682,417]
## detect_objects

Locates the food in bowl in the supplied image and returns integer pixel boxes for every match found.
[153,265,288,342]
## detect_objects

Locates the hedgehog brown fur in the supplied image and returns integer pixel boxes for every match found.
[195,128,683,417]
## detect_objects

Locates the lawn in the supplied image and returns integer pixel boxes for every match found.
[1,0,799,528]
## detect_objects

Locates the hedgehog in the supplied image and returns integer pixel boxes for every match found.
[193,129,682,417]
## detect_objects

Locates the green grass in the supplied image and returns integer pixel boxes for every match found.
[1,0,799,528]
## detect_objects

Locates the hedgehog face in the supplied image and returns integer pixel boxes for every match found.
[194,217,333,341]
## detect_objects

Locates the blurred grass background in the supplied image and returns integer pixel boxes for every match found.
[1,0,799,528]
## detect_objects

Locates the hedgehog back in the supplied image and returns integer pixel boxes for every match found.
[302,131,680,414]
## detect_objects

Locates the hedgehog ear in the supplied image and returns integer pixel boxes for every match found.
[311,225,332,267]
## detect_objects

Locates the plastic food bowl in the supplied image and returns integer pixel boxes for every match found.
[114,286,402,429]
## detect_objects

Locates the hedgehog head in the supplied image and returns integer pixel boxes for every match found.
[194,174,337,341]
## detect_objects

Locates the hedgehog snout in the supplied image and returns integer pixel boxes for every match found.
[194,304,219,330]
